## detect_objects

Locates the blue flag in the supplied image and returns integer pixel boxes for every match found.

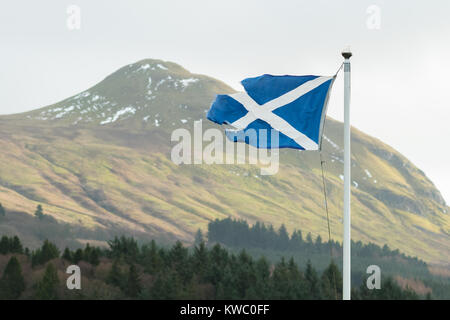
[207,74,335,150]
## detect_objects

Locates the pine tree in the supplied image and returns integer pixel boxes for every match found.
[35,263,59,300]
[31,240,60,267]
[216,265,238,299]
[305,233,314,252]
[277,224,290,250]
[247,257,270,299]
[316,235,322,246]
[34,204,44,220]
[290,230,303,250]
[62,248,72,262]
[0,256,26,299]
[0,236,23,254]
[0,203,5,217]
[287,258,307,299]
[270,258,292,299]
[315,235,323,253]
[73,248,83,264]
[193,241,209,280]
[169,241,191,284]
[10,236,23,254]
[321,261,342,300]
[89,248,100,266]
[150,270,183,299]
[234,250,256,298]
[267,225,278,249]
[0,236,9,254]
[306,232,313,244]
[142,240,162,274]
[107,236,140,262]
[304,260,321,299]
[83,243,101,265]
[107,259,124,288]
[194,229,204,246]
[124,264,141,298]
[83,243,92,261]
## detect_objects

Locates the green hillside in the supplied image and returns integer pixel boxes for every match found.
[0,59,448,265]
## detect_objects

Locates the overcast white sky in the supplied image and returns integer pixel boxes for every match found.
[1,0,449,204]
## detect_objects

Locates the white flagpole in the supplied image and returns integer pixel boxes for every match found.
[342,47,352,300]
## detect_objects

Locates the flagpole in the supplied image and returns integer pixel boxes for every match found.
[341,48,352,300]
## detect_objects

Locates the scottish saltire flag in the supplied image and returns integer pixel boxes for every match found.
[207,74,335,150]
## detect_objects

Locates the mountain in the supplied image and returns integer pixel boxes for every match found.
[0,59,448,264]
[5,59,231,129]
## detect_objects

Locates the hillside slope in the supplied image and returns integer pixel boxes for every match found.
[0,59,448,264]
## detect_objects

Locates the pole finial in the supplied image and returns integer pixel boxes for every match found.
[341,46,352,59]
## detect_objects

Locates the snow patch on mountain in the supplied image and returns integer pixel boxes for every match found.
[323,135,341,151]
[71,91,91,100]
[138,64,151,71]
[54,106,75,119]
[155,78,167,91]
[330,154,344,164]
[179,78,199,88]
[157,63,168,70]
[100,106,136,125]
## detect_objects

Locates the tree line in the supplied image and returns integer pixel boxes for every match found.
[207,217,427,265]
[0,234,423,300]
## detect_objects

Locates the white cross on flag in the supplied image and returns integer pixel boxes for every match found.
[207,74,335,150]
